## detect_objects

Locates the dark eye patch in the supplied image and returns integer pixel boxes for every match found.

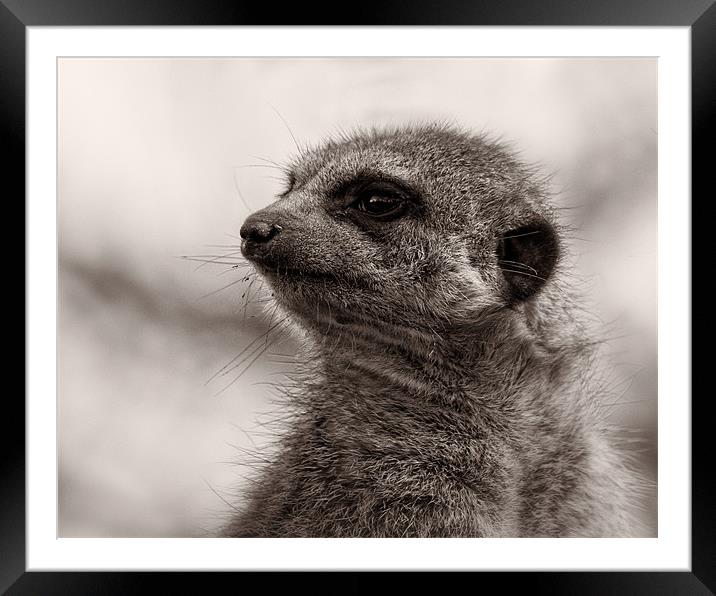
[332,172,418,200]
[331,173,422,223]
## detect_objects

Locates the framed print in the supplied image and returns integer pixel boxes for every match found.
[9,0,709,592]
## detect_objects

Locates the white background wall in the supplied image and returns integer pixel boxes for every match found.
[58,58,657,536]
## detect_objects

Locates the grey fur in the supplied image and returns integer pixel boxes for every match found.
[222,123,643,537]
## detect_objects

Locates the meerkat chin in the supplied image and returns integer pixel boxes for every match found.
[222,123,643,538]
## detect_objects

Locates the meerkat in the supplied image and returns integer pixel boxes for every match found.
[221,123,643,538]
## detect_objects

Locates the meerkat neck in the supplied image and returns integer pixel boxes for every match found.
[310,311,552,410]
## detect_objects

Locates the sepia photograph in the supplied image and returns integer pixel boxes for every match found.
[57,57,657,539]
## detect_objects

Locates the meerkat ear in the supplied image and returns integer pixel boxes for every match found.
[497,218,559,303]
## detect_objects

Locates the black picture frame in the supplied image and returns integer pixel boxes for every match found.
[7,1,708,592]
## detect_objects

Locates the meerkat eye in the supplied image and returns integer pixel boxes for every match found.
[339,176,415,221]
[352,194,405,218]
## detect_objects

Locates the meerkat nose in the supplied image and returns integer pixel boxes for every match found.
[240,217,281,244]
[240,214,283,259]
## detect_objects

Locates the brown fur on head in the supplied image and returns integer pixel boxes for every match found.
[240,124,560,337]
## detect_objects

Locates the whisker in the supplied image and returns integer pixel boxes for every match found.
[498,259,539,275]
[232,170,252,212]
[498,268,547,282]
[202,477,241,513]
[229,422,258,450]
[217,265,254,277]
[232,163,284,171]
[242,276,259,322]
[182,253,248,262]
[199,277,246,300]
[215,334,282,396]
[206,317,288,385]
[194,248,246,271]
[181,257,252,268]
[501,230,543,240]
[598,398,656,408]
[250,154,288,170]
[268,103,301,152]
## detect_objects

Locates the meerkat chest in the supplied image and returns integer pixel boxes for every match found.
[296,412,524,536]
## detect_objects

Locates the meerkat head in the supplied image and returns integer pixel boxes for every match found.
[240,124,560,336]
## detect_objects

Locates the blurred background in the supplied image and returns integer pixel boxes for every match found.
[58,58,657,537]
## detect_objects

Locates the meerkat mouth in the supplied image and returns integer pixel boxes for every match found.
[249,257,334,283]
